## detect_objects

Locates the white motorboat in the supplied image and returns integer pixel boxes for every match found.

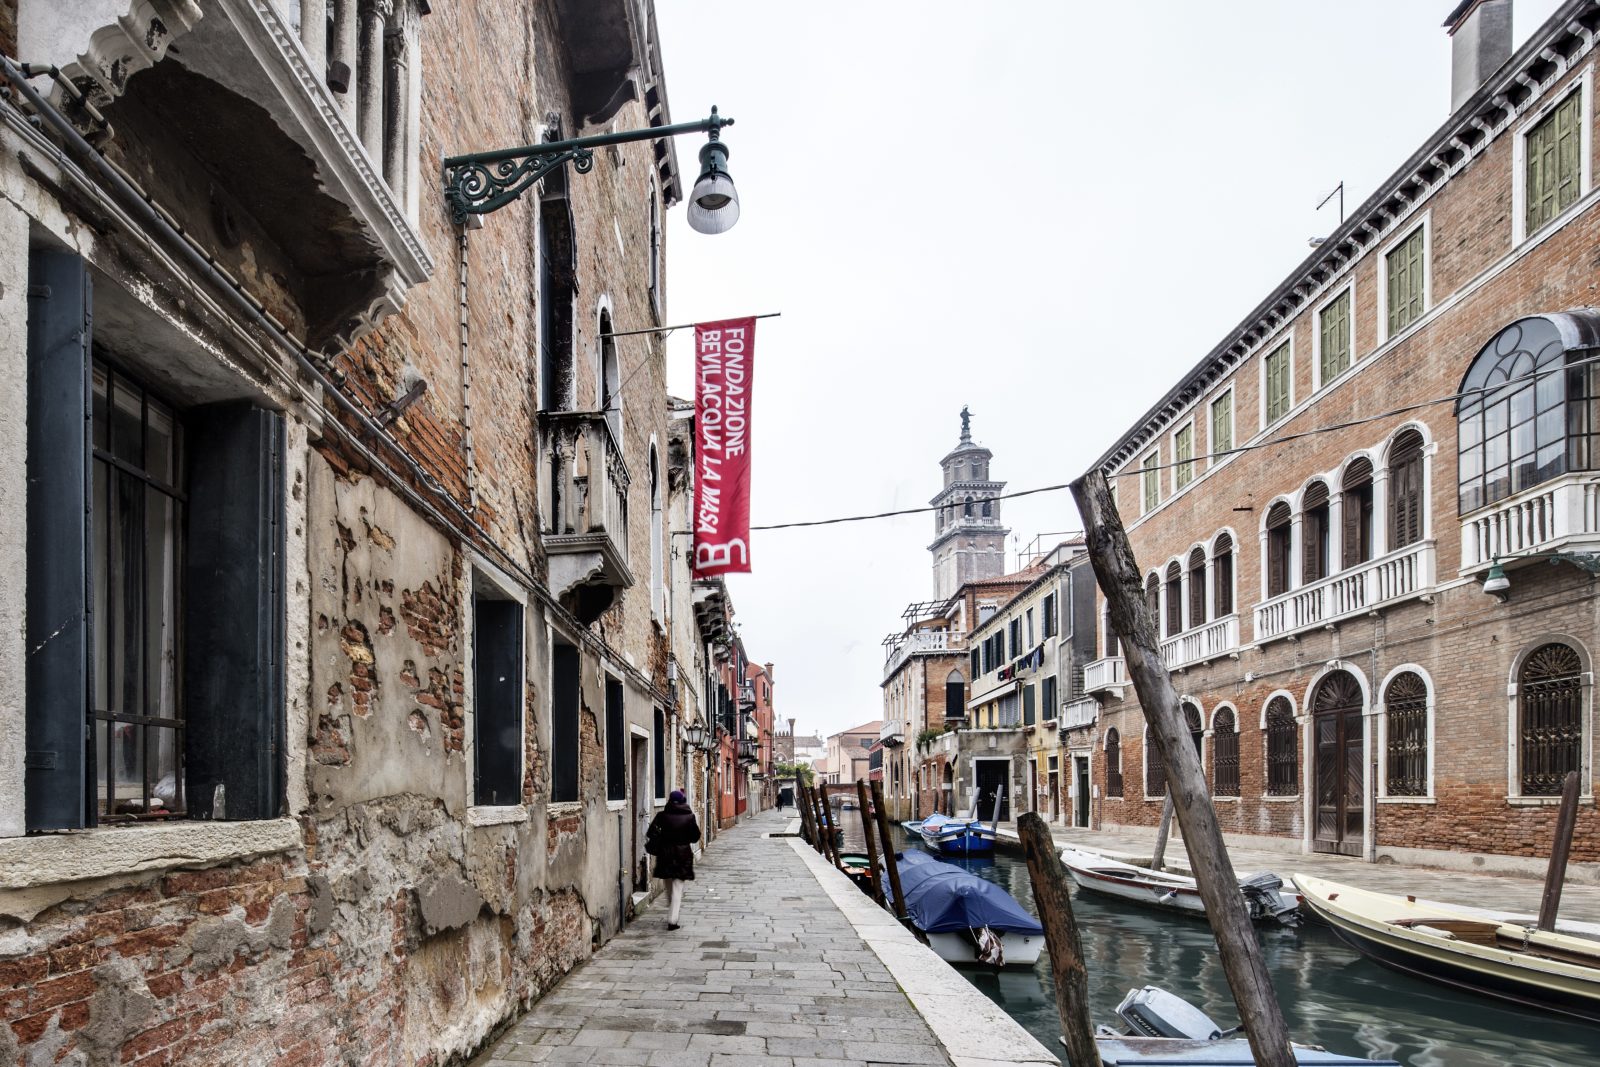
[1060,847,1301,926]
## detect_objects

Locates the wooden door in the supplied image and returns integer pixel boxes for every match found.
[1313,671,1364,856]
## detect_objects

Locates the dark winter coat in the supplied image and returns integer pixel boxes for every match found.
[648,801,701,881]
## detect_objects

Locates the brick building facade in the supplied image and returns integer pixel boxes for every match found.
[1081,0,1600,875]
[0,2,762,1064]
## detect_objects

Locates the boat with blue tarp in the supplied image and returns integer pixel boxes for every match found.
[889,849,1043,967]
[903,812,997,855]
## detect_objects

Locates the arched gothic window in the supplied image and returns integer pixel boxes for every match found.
[1212,533,1234,617]
[1341,458,1374,567]
[1519,643,1584,796]
[1457,315,1600,513]
[945,670,965,723]
[1302,481,1330,583]
[1105,728,1123,797]
[1384,671,1429,797]
[1213,707,1239,797]
[1145,728,1165,798]
[1187,548,1207,628]
[1266,502,1292,597]
[1265,697,1298,796]
[1164,561,1183,636]
[1388,429,1425,549]
[1184,702,1204,757]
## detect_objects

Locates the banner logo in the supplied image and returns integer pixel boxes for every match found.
[693,317,756,577]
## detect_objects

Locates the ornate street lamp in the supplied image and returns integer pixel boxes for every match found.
[684,721,706,750]
[443,107,739,232]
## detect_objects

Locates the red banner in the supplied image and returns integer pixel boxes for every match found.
[693,317,756,577]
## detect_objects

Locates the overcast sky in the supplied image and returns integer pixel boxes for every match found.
[654,1,1565,742]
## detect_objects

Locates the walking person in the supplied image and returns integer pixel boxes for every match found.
[646,789,701,931]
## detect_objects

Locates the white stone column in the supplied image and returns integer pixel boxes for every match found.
[300,0,327,72]
[1327,494,1344,573]
[0,193,29,838]
[330,0,359,123]
[357,0,391,160]
[1372,470,1391,558]
[1289,515,1304,590]
[382,5,408,199]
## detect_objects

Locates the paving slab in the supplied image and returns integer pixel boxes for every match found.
[472,811,975,1067]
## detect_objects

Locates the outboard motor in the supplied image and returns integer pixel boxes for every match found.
[1114,986,1225,1040]
[1239,871,1302,926]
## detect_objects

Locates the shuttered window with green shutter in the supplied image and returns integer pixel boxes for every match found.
[1141,450,1160,513]
[1386,227,1426,336]
[1264,342,1291,424]
[1526,91,1582,237]
[1174,423,1195,489]
[1319,289,1352,383]
[1210,392,1232,459]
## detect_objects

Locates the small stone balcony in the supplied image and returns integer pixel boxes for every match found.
[541,411,633,622]
[1060,696,1099,731]
[1160,614,1240,670]
[1460,472,1600,570]
[1254,540,1435,643]
[1082,656,1128,697]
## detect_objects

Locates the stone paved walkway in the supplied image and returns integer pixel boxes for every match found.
[471,810,955,1067]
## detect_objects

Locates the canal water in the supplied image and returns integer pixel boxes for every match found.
[839,823,1600,1066]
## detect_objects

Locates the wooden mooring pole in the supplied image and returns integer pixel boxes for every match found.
[818,786,844,869]
[796,781,819,848]
[855,779,887,907]
[1073,470,1295,1067]
[804,784,826,856]
[1017,812,1098,1067]
[870,779,909,921]
[1150,795,1174,871]
[1538,770,1582,932]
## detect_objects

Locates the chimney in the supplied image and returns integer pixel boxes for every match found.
[1446,0,1513,112]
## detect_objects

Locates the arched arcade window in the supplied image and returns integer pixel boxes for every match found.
[1457,314,1600,513]
[1213,707,1239,797]
[1518,642,1585,796]
[1383,671,1429,797]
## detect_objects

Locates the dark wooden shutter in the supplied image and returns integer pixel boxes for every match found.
[1165,563,1182,635]
[551,643,580,801]
[25,251,93,831]
[653,708,666,799]
[472,597,523,807]
[1023,684,1036,726]
[605,677,626,802]
[1213,535,1234,616]
[1389,433,1424,549]
[1187,549,1206,627]
[1266,505,1290,598]
[183,404,285,820]
[1341,459,1373,567]
[1302,482,1329,583]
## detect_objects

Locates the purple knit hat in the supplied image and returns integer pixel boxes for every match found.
[669,789,687,804]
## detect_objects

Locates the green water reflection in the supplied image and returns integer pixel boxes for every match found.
[869,827,1599,1066]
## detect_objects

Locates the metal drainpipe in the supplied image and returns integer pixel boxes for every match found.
[457,227,477,509]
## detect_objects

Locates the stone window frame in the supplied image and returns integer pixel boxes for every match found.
[1259,335,1294,428]
[1512,65,1594,246]
[1312,280,1357,391]
[1259,690,1301,802]
[1209,702,1241,801]
[1375,664,1436,805]
[1505,635,1595,805]
[1103,727,1124,798]
[1171,417,1197,493]
[1378,212,1431,343]
[1208,386,1235,470]
[1140,446,1161,514]
[464,555,531,822]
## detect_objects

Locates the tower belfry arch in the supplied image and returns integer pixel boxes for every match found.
[928,408,1009,599]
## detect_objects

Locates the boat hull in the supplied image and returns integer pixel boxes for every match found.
[1062,848,1299,924]
[924,930,1043,968]
[923,829,995,855]
[1294,874,1600,1025]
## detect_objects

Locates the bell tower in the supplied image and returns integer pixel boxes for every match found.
[929,407,1008,600]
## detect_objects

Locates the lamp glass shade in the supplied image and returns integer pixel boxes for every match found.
[684,722,705,748]
[688,171,740,234]
[1483,562,1510,596]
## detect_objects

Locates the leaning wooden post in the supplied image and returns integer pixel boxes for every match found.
[796,782,819,847]
[806,784,827,855]
[1073,470,1295,1067]
[855,779,888,906]
[1150,795,1175,871]
[1017,812,1098,1067]
[1538,770,1582,932]
[870,779,909,921]
[811,785,833,860]
[818,786,844,869]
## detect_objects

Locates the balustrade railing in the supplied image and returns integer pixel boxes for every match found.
[1254,540,1434,642]
[882,629,954,681]
[1060,697,1099,731]
[1159,614,1239,669]
[1461,474,1600,568]
[1082,657,1128,694]
[541,411,630,565]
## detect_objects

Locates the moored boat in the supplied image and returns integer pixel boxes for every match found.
[1061,847,1301,926]
[1293,873,1600,1023]
[891,850,1043,967]
[910,812,997,855]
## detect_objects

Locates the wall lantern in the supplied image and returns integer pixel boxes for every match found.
[684,721,706,749]
[1481,551,1600,602]
[443,107,739,232]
